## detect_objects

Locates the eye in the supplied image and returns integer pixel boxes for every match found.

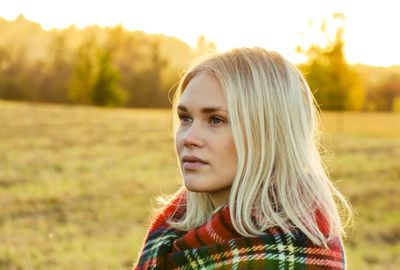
[178,114,192,123]
[209,116,224,124]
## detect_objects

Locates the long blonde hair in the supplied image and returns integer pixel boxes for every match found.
[168,47,351,247]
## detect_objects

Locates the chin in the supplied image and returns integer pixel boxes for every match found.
[184,184,226,195]
[183,178,212,193]
[183,183,204,193]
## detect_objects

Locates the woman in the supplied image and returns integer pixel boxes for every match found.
[134,47,351,269]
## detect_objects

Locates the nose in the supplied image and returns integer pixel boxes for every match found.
[181,123,205,148]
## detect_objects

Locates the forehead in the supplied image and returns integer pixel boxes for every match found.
[178,73,226,108]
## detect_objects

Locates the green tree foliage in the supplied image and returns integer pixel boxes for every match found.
[68,38,98,104]
[69,38,126,106]
[92,49,126,106]
[299,14,365,111]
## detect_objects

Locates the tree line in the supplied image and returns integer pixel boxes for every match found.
[0,15,216,108]
[0,15,399,111]
[298,14,400,112]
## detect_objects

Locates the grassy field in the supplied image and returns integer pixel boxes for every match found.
[0,100,399,270]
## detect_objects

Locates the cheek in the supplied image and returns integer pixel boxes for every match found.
[227,146,238,173]
[227,144,238,183]
[228,136,238,166]
[225,132,237,155]
[175,130,183,151]
[218,136,237,167]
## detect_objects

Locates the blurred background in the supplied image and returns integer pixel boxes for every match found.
[0,0,399,269]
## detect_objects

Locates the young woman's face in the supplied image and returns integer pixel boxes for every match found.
[175,73,237,204]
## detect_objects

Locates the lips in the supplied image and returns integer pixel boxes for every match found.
[182,155,208,170]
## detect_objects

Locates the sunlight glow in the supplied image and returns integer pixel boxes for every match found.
[1,0,399,66]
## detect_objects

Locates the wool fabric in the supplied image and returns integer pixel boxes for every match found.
[133,190,346,269]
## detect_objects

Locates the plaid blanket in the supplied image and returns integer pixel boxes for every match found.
[134,190,346,269]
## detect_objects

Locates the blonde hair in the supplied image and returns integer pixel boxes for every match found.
[168,47,351,247]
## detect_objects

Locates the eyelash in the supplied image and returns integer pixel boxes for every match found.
[178,115,225,125]
[209,116,224,124]
[178,115,191,123]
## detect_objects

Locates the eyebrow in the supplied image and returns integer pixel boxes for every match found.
[177,105,227,113]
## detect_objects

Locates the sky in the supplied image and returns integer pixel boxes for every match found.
[1,0,399,67]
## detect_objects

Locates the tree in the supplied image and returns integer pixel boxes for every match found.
[68,38,98,104]
[375,75,400,111]
[40,32,71,103]
[68,37,126,106]
[148,39,168,107]
[92,49,126,106]
[194,35,217,57]
[299,14,365,111]
[0,16,203,107]
[0,46,31,100]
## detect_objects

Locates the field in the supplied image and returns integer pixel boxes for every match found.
[0,100,399,270]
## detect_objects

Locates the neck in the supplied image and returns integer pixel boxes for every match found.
[209,187,231,208]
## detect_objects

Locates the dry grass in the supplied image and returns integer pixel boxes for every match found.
[0,100,399,269]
